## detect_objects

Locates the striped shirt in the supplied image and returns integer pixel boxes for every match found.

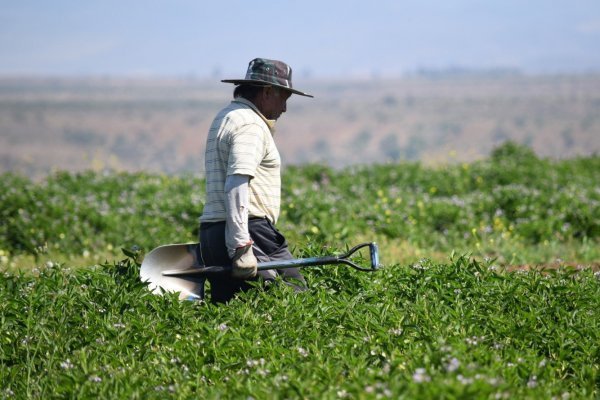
[200,98,281,224]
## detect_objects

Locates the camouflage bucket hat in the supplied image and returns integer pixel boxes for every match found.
[222,58,313,98]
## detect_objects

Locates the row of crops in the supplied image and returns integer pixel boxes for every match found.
[1,142,598,267]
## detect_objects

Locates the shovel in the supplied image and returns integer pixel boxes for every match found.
[140,242,380,300]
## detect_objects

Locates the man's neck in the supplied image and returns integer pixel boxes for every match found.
[234,97,276,132]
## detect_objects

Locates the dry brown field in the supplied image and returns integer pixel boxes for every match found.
[1,73,599,178]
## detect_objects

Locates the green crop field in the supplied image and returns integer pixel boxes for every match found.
[1,143,599,399]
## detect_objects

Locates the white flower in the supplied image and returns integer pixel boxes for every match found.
[389,328,403,336]
[527,375,538,388]
[246,359,258,367]
[297,347,309,357]
[217,323,228,331]
[89,375,102,383]
[412,368,431,383]
[487,377,500,386]
[466,336,482,346]
[60,359,74,370]
[445,357,460,372]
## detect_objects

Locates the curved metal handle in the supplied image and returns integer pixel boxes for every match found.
[337,242,380,271]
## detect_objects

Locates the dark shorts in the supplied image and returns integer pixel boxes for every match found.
[199,218,306,303]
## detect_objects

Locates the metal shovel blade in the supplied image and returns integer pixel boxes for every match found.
[139,243,205,300]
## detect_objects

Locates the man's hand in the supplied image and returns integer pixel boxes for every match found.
[231,242,257,279]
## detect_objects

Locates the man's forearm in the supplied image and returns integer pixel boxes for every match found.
[224,174,252,258]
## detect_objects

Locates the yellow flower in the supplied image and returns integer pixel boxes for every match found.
[493,218,504,230]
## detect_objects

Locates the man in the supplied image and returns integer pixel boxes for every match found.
[199,58,313,303]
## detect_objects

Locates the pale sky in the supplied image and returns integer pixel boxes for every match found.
[1,0,600,78]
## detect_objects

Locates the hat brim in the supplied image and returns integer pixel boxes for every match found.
[221,79,313,98]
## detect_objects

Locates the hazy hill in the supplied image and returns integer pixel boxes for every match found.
[1,74,599,178]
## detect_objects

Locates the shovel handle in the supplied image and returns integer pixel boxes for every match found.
[161,242,380,277]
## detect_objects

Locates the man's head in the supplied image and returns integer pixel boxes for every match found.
[234,84,291,120]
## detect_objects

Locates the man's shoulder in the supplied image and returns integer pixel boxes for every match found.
[212,101,270,137]
[217,100,261,124]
